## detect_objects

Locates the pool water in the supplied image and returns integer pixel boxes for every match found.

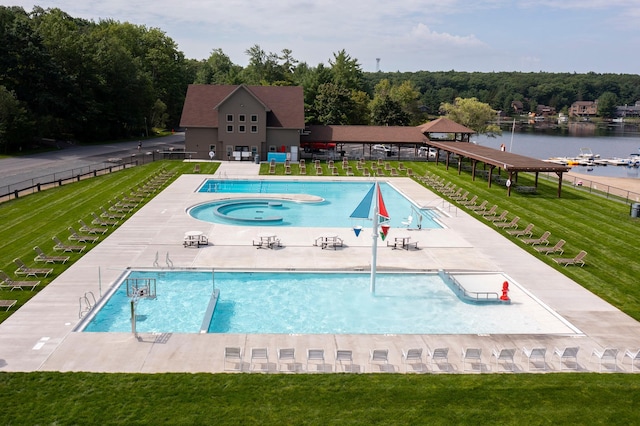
[190,180,441,228]
[83,271,576,335]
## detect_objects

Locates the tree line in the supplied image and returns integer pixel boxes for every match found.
[2,6,640,153]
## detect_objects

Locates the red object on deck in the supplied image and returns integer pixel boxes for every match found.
[500,281,510,301]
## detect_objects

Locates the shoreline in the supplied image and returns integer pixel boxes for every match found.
[566,171,640,195]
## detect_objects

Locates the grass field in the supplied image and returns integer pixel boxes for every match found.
[1,157,639,424]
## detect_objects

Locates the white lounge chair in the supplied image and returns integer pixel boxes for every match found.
[369,349,389,372]
[0,299,17,311]
[553,250,587,267]
[306,349,326,373]
[13,258,53,278]
[277,348,297,372]
[553,346,580,370]
[250,348,269,372]
[522,347,547,371]
[223,347,243,371]
[623,349,640,372]
[401,348,424,373]
[461,348,483,371]
[335,349,354,373]
[401,215,413,228]
[591,348,618,372]
[491,348,516,371]
[430,347,450,372]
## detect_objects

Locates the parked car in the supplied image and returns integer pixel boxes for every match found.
[372,144,396,157]
[418,147,438,159]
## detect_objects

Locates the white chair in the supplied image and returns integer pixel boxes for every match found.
[491,348,516,372]
[623,349,640,372]
[401,348,423,373]
[401,215,413,228]
[250,348,269,372]
[335,349,354,373]
[430,347,450,372]
[369,349,389,372]
[461,348,483,372]
[306,349,325,373]
[522,347,547,371]
[553,346,580,370]
[277,348,296,372]
[591,348,618,372]
[224,347,242,371]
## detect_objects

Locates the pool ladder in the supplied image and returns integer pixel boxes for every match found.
[153,251,174,269]
[79,291,96,318]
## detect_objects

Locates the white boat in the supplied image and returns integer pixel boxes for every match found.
[605,157,631,166]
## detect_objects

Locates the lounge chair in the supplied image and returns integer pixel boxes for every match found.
[623,349,640,372]
[68,227,99,243]
[250,348,269,372]
[535,239,565,255]
[401,348,424,373]
[13,258,53,278]
[224,347,243,371]
[590,348,618,372]
[33,246,70,264]
[78,219,108,234]
[306,349,326,373]
[491,348,516,371]
[522,347,547,371]
[521,230,551,245]
[486,210,509,223]
[479,205,498,217]
[52,236,86,253]
[553,250,587,267]
[459,195,478,206]
[335,349,354,373]
[452,190,469,201]
[299,165,306,175]
[91,212,118,227]
[100,206,125,219]
[461,348,483,371]
[553,346,580,370]
[0,270,41,291]
[507,223,534,237]
[0,299,17,311]
[277,348,297,372]
[495,216,519,229]
[430,347,450,372]
[370,349,390,372]
[468,200,488,212]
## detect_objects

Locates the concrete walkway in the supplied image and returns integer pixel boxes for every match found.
[1,161,639,374]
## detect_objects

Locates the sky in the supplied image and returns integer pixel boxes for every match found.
[5,0,640,74]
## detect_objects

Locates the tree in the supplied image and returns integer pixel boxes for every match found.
[313,83,355,125]
[329,49,364,92]
[0,85,32,153]
[440,97,501,135]
[371,97,410,126]
[194,48,243,85]
[597,92,618,119]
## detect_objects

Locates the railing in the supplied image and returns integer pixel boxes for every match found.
[541,172,640,204]
[443,272,500,303]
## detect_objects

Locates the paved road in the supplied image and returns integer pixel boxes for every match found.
[0,134,185,190]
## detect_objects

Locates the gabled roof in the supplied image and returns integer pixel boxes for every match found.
[417,117,476,134]
[300,125,428,144]
[180,84,304,129]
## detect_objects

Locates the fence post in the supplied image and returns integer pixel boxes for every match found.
[14,190,19,199]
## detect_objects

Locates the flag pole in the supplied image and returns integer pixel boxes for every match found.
[370,183,379,294]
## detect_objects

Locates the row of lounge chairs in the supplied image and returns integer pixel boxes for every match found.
[224,345,640,373]
[266,159,413,178]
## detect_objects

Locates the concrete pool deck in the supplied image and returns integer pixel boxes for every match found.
[1,161,640,374]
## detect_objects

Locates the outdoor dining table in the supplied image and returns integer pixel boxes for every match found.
[183,231,208,247]
[255,232,279,249]
[391,236,413,250]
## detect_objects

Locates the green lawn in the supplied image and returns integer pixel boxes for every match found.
[1,158,640,424]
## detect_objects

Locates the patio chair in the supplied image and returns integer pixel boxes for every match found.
[430,347,450,372]
[224,347,243,371]
[100,206,125,219]
[0,299,17,311]
[277,348,297,372]
[467,200,488,212]
[91,212,118,227]
[68,227,99,243]
[78,219,108,234]
[590,347,618,372]
[52,236,86,253]
[250,348,269,372]
[535,239,565,255]
[401,348,424,373]
[507,223,534,237]
[491,348,516,372]
[369,349,390,372]
[13,258,53,278]
[33,246,70,264]
[522,347,547,371]
[335,349,354,373]
[553,346,580,370]
[521,230,551,245]
[459,195,478,206]
[487,210,509,223]
[495,216,520,229]
[452,190,469,201]
[306,349,326,373]
[552,250,587,267]
[461,347,483,371]
[401,215,413,228]
[0,270,41,291]
[623,349,640,372]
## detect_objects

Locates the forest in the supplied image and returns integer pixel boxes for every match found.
[2,6,640,153]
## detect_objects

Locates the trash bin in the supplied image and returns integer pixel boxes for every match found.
[631,203,640,218]
[254,155,260,164]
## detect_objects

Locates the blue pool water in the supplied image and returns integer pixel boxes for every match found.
[190,180,441,228]
[83,271,569,335]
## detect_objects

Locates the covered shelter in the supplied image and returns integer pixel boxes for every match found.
[417,117,475,142]
[426,141,571,197]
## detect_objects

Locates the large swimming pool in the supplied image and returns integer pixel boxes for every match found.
[82,270,580,335]
[190,180,442,228]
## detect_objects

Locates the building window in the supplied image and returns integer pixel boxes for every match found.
[226,114,233,122]
[251,114,258,122]
[227,125,233,133]
[239,125,246,133]
[251,125,258,133]
[239,114,246,122]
